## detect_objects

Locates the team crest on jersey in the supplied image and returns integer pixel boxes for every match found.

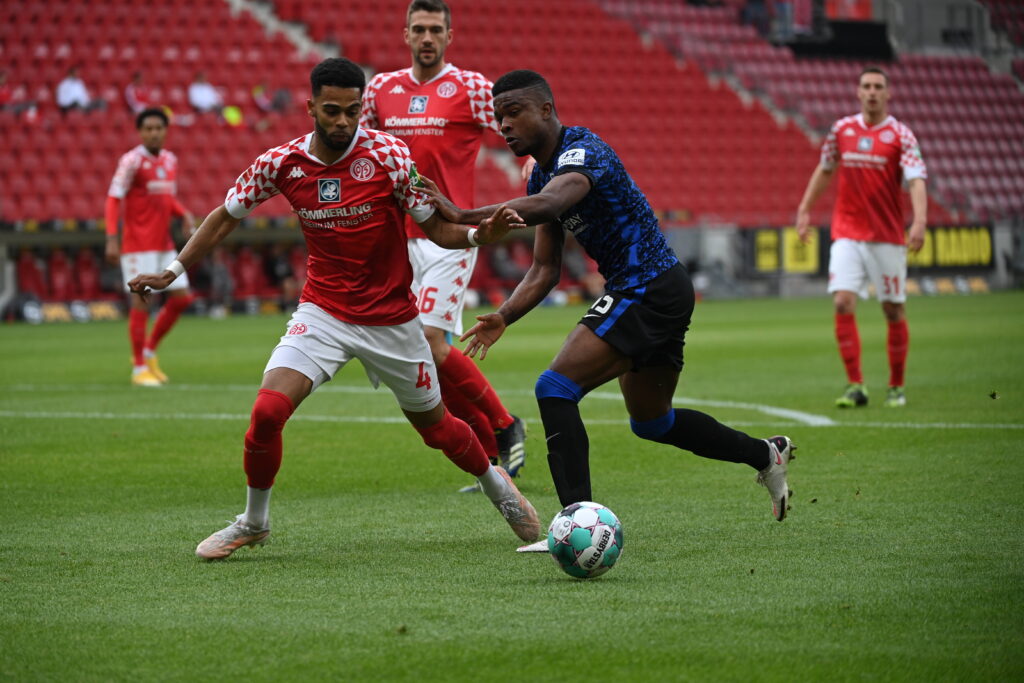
[287,323,308,335]
[557,148,587,168]
[318,178,341,202]
[349,158,375,182]
[156,166,167,179]
[437,81,457,98]
[857,137,874,152]
[409,96,429,113]
[879,130,895,144]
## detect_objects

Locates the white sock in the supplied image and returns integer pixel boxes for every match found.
[477,465,509,502]
[143,348,156,359]
[132,364,147,374]
[244,486,273,529]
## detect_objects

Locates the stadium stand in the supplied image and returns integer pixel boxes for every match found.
[2,0,1021,314]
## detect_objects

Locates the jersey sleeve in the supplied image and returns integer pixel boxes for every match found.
[552,138,608,186]
[107,151,140,199]
[223,150,282,219]
[466,71,499,134]
[820,121,841,170]
[385,138,435,224]
[359,74,384,130]
[898,124,927,182]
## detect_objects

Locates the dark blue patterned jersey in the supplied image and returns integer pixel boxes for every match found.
[526,126,678,291]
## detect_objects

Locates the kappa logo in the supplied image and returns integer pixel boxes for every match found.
[389,84,406,94]
[287,323,308,335]
[409,95,429,114]
[350,158,375,182]
[557,148,586,168]
[287,167,306,179]
[318,178,341,202]
[843,128,856,136]
[857,136,874,152]
[437,81,457,98]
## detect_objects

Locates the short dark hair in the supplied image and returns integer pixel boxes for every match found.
[492,70,555,105]
[859,66,889,86]
[135,107,168,129]
[310,58,366,97]
[407,0,450,28]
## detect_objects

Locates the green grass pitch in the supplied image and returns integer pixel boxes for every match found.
[1,293,1022,681]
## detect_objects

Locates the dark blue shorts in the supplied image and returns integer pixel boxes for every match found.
[578,263,694,371]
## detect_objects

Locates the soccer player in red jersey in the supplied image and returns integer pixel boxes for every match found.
[360,0,527,490]
[796,67,927,408]
[128,58,539,559]
[106,108,196,386]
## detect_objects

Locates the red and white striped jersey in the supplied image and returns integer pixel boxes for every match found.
[820,113,927,245]
[224,129,435,326]
[361,63,499,239]
[107,145,182,253]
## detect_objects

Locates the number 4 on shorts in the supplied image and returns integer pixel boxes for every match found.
[416,362,432,389]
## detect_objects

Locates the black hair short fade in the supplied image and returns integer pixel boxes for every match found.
[492,69,555,103]
[135,107,168,129]
[407,0,450,28]
[310,57,366,96]
[859,66,889,86]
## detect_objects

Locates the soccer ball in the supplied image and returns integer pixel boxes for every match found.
[547,501,624,579]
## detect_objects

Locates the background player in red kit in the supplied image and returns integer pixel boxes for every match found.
[106,107,195,387]
[360,0,527,491]
[128,58,539,560]
[796,67,927,409]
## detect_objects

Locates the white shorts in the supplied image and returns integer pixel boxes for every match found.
[121,250,190,292]
[264,302,442,413]
[408,238,477,335]
[827,238,907,303]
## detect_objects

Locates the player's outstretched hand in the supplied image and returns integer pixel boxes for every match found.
[477,204,525,244]
[907,221,926,253]
[795,208,812,244]
[459,312,507,360]
[127,271,175,301]
[414,174,464,223]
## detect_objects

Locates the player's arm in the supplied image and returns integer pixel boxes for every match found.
[795,165,835,242]
[417,205,526,250]
[127,205,240,295]
[104,196,122,265]
[418,172,591,227]
[907,178,927,253]
[460,222,564,359]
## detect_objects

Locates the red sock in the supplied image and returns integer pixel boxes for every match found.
[146,294,193,352]
[440,376,499,459]
[834,313,863,384]
[244,389,294,489]
[128,308,148,366]
[438,349,513,431]
[887,319,909,388]
[415,409,489,477]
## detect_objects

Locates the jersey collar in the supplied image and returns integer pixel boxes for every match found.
[857,113,893,131]
[300,129,362,166]
[409,62,454,86]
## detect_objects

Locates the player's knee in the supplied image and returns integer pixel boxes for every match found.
[535,369,584,403]
[249,389,294,440]
[630,410,676,442]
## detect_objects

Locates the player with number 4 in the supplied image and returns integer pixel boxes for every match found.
[129,58,540,560]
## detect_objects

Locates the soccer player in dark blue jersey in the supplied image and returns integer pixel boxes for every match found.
[417,70,795,536]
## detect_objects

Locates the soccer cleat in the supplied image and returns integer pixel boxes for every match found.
[195,514,270,560]
[457,481,482,493]
[495,415,527,478]
[516,539,549,553]
[835,383,868,408]
[132,369,164,387]
[884,386,906,407]
[145,354,169,383]
[756,436,795,522]
[491,466,541,542]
